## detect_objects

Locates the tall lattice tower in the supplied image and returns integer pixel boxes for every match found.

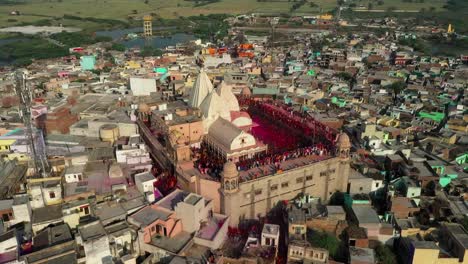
[143,15,153,37]
[15,70,49,178]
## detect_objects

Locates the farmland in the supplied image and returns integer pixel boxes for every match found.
[0,0,450,30]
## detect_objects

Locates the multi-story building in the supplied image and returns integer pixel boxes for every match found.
[220,134,351,226]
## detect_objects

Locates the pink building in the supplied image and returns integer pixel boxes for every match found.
[57,71,70,78]
[128,190,229,259]
[128,204,183,244]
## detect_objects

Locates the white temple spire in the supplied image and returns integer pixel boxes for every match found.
[188,70,214,108]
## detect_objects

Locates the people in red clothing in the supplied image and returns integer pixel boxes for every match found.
[193,100,337,177]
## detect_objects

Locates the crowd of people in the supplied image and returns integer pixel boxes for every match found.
[256,101,337,146]
[235,145,328,172]
[192,100,337,177]
[192,144,225,179]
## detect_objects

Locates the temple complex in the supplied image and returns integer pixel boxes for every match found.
[153,71,352,226]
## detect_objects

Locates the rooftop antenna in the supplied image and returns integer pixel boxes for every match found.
[15,70,49,178]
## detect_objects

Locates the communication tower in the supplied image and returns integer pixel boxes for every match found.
[15,70,49,178]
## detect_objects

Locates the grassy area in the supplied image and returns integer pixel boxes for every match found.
[352,0,446,11]
[0,0,454,30]
[344,0,468,34]
[0,0,464,39]
[0,30,116,66]
[0,37,68,65]
[0,0,325,29]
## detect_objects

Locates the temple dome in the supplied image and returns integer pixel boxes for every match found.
[222,161,238,179]
[337,133,351,149]
[138,103,150,113]
[200,90,231,122]
[217,82,240,112]
[188,70,213,108]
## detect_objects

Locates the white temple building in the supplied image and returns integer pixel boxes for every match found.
[188,70,214,108]
[188,71,263,161]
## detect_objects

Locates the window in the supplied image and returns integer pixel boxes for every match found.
[151,226,156,232]
[359,187,363,191]
[281,182,289,188]
[156,225,162,234]
[375,182,380,188]
[296,177,303,183]
[306,175,313,181]
[49,191,56,199]
[270,184,278,191]
[265,237,270,246]
[255,189,262,196]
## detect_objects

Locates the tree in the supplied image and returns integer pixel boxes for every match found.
[335,72,352,81]
[110,43,126,51]
[307,229,341,259]
[368,2,373,10]
[375,244,397,264]
[386,81,407,95]
[140,46,163,57]
[329,191,345,206]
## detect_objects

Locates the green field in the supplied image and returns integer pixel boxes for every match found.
[0,0,453,30]
[352,0,447,11]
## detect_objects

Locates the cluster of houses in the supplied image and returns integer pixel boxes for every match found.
[0,14,466,264]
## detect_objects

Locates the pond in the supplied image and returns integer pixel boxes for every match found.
[96,27,196,49]
[0,38,27,46]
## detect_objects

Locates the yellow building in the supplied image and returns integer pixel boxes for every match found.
[0,139,16,152]
[319,14,333,20]
[62,200,91,229]
[2,153,29,162]
[125,60,142,69]
[262,55,272,64]
[377,117,400,127]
